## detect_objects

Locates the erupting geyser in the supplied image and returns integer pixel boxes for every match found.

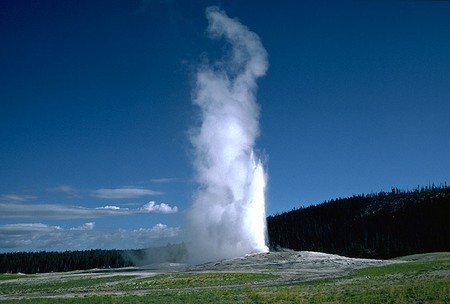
[187,7,269,263]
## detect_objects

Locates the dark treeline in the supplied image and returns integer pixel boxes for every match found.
[267,184,450,259]
[0,249,131,274]
[0,243,188,274]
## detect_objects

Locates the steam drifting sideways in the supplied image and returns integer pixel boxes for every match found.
[187,7,269,263]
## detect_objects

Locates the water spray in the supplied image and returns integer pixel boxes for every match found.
[187,6,269,263]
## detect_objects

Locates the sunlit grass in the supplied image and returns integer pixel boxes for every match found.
[0,274,32,281]
[118,272,277,290]
[358,258,449,275]
[254,258,450,303]
[0,275,136,295]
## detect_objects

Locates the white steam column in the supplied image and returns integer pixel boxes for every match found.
[187,7,269,263]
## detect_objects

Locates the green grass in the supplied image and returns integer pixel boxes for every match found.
[0,275,136,295]
[118,272,277,290]
[254,275,449,303]
[254,258,450,303]
[1,258,449,303]
[355,258,450,277]
[0,274,32,281]
[393,252,450,262]
[0,289,252,304]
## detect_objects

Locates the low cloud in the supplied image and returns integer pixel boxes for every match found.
[70,222,95,231]
[95,205,125,210]
[0,223,63,249]
[0,194,35,202]
[133,224,180,241]
[0,223,62,232]
[141,201,178,213]
[0,201,178,219]
[0,222,180,252]
[92,187,163,199]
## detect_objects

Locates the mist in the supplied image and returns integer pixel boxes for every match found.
[186,6,269,263]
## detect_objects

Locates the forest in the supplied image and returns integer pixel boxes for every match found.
[267,184,450,259]
[0,243,188,274]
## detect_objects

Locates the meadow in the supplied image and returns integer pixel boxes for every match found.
[0,252,448,303]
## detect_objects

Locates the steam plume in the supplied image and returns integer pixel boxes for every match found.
[187,7,268,263]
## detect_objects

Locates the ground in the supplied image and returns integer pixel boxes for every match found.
[1,251,449,303]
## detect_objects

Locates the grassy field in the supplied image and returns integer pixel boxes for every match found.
[0,253,449,303]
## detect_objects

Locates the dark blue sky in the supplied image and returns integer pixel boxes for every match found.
[1,0,449,252]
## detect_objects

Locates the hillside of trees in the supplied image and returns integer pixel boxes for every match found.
[0,243,188,274]
[267,184,450,259]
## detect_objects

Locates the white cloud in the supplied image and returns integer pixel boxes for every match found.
[0,201,178,219]
[131,224,180,242]
[0,202,96,219]
[70,222,95,231]
[0,223,180,252]
[0,223,64,249]
[0,194,35,202]
[0,223,62,232]
[95,205,124,210]
[141,201,178,214]
[92,187,163,199]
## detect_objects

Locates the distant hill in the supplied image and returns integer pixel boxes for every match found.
[267,184,450,259]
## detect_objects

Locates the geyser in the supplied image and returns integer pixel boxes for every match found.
[187,6,269,263]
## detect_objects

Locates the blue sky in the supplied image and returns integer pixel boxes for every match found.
[1,0,449,252]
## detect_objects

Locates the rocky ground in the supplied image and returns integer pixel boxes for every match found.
[188,250,399,284]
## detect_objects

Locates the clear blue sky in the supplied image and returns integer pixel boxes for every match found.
[1,0,449,252]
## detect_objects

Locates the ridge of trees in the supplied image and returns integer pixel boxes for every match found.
[267,184,450,259]
[0,243,188,274]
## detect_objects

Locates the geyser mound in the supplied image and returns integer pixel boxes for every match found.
[186,6,269,263]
